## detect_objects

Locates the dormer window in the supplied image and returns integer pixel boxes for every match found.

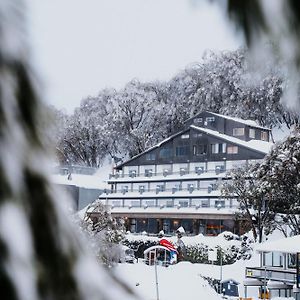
[181,134,189,139]
[233,128,245,136]
[261,131,268,141]
[206,117,215,122]
[193,118,202,125]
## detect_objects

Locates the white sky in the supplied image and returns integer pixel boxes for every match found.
[27,0,241,113]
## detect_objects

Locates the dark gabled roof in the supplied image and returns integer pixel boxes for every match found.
[115,127,190,169]
[185,111,271,131]
[116,124,274,170]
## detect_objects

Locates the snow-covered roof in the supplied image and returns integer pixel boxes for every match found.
[191,125,273,154]
[51,174,109,189]
[208,111,271,131]
[255,235,300,253]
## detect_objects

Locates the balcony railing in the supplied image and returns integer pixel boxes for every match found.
[100,185,219,196]
[246,267,296,284]
[109,166,227,180]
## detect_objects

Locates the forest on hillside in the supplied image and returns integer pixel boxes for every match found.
[49,48,300,168]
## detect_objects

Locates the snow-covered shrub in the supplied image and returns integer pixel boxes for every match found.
[81,200,126,266]
[123,232,254,265]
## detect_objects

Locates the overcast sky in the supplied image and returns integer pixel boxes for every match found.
[27,0,242,113]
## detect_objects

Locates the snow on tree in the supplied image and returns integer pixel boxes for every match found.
[222,164,276,243]
[0,2,136,299]
[81,200,125,267]
[257,128,300,235]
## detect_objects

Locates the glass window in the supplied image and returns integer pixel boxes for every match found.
[288,254,296,268]
[206,117,215,122]
[175,145,189,156]
[193,144,207,156]
[211,143,219,154]
[233,128,245,136]
[193,118,203,125]
[222,143,227,153]
[249,128,255,139]
[181,134,189,139]
[159,148,172,158]
[227,146,238,154]
[272,252,283,267]
[261,131,268,141]
[146,152,156,160]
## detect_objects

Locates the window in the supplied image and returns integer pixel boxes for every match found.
[249,128,255,139]
[145,169,153,177]
[146,152,155,160]
[193,117,202,125]
[159,148,172,158]
[193,133,203,138]
[206,117,215,122]
[121,186,128,193]
[227,146,238,154]
[215,200,225,208]
[175,145,189,156]
[139,185,145,193]
[179,201,189,207]
[156,185,165,192]
[233,128,245,136]
[129,170,136,177]
[181,134,189,139]
[211,143,219,154]
[261,131,268,141]
[220,143,226,153]
[193,144,207,156]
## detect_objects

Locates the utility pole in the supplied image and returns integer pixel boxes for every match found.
[154,259,160,300]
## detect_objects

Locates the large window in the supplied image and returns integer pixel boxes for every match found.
[227,146,238,154]
[193,144,207,155]
[175,145,189,156]
[159,147,172,158]
[233,128,245,136]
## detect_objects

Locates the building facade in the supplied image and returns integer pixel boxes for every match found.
[245,235,300,300]
[98,111,273,235]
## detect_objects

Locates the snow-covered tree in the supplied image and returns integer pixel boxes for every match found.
[222,164,276,242]
[257,128,300,235]
[81,200,125,266]
[0,2,136,299]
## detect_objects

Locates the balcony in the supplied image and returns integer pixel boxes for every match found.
[109,166,227,180]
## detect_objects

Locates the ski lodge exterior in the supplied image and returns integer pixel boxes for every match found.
[98,111,273,235]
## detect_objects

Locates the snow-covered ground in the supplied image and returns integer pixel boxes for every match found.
[113,231,291,300]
